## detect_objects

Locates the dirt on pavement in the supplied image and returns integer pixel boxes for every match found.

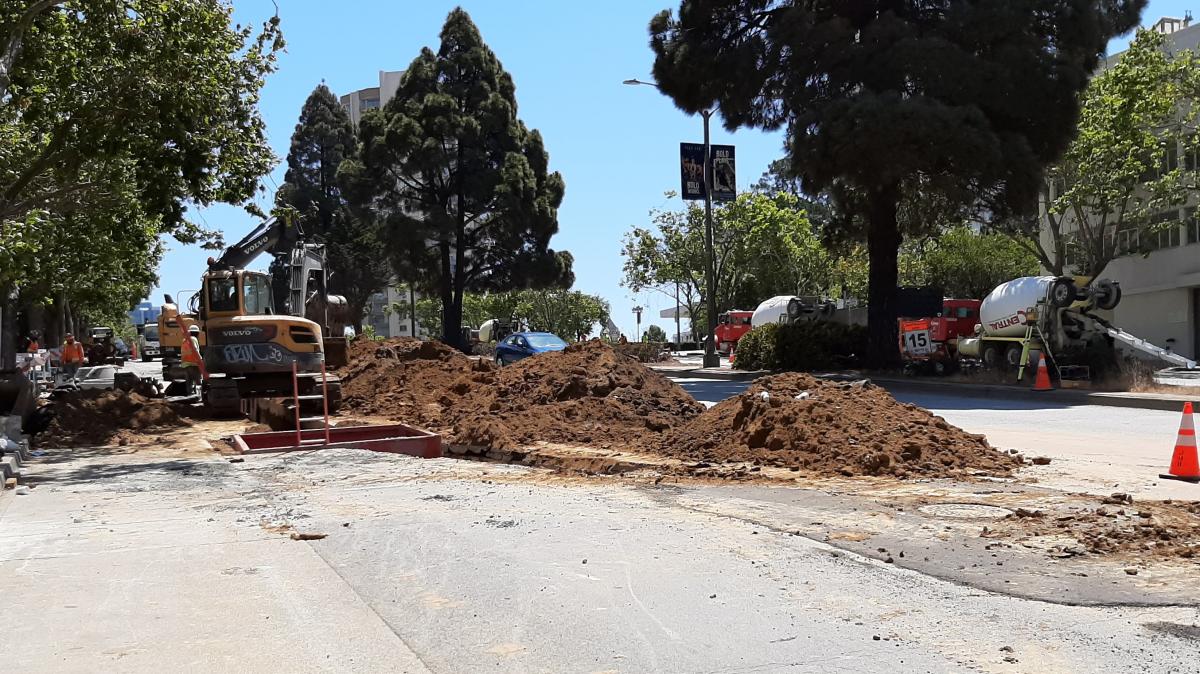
[656,373,1021,479]
[39,390,191,447]
[338,338,703,450]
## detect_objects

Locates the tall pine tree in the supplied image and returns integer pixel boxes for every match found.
[342,8,572,349]
[275,84,389,329]
[649,1,1145,367]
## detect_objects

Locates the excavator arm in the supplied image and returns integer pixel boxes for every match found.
[208,214,300,271]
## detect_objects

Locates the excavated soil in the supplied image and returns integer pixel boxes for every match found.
[656,373,1022,479]
[338,337,487,423]
[338,339,703,449]
[39,390,191,447]
[984,495,1200,561]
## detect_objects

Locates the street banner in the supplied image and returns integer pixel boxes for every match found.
[679,143,737,201]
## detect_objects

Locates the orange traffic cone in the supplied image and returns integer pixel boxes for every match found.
[729,347,736,367]
[1160,402,1200,483]
[1031,353,1053,392]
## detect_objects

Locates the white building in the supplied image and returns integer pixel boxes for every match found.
[1041,16,1200,359]
[339,70,404,126]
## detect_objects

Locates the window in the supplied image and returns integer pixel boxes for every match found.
[955,307,974,319]
[526,334,567,349]
[207,277,239,312]
[361,98,380,110]
[242,274,273,315]
[1188,207,1200,245]
[1145,211,1182,251]
[143,325,159,341]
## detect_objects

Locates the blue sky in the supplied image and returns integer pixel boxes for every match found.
[151,0,1176,338]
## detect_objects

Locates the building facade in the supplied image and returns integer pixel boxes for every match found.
[1041,16,1200,360]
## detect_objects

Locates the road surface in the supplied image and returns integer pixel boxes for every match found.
[670,376,1197,501]
[2,446,1197,673]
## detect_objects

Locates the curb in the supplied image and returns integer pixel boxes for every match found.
[653,367,1198,412]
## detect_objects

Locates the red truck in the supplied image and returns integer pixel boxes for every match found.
[898,298,982,375]
[714,310,754,355]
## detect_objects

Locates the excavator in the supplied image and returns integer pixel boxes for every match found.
[162,214,350,425]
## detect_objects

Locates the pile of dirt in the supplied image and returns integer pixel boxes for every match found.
[442,341,704,450]
[655,373,1022,479]
[39,390,191,447]
[338,338,488,425]
[986,496,1200,561]
[338,338,703,450]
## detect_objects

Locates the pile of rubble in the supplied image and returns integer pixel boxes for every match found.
[655,373,1021,479]
[39,390,191,447]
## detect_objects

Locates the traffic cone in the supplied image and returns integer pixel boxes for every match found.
[729,347,736,367]
[1031,353,1053,392]
[1160,402,1200,483]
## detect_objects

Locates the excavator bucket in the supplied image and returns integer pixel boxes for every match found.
[324,337,348,370]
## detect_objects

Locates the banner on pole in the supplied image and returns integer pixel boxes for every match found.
[679,143,736,201]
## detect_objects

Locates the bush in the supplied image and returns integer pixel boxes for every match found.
[734,321,868,371]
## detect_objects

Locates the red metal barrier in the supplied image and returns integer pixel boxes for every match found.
[232,423,442,458]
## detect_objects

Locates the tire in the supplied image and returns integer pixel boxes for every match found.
[142,355,152,363]
[1050,278,1076,308]
[1094,279,1122,311]
[982,345,1002,369]
[494,355,504,367]
[1004,344,1023,370]
[932,360,949,376]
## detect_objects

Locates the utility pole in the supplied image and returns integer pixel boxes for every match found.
[700,109,719,368]
[633,306,643,342]
[674,282,681,351]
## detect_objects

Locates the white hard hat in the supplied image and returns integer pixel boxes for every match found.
[188,325,200,334]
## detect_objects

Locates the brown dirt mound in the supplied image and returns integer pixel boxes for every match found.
[442,341,705,450]
[656,373,1021,479]
[338,338,703,449]
[40,390,191,447]
[338,338,489,425]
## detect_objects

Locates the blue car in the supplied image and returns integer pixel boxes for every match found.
[495,331,569,365]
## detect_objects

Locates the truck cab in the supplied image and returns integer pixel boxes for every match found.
[714,310,754,355]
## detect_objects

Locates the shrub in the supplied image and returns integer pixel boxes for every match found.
[734,323,780,370]
[735,321,867,371]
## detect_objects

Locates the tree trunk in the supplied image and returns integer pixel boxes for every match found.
[0,286,16,370]
[438,241,456,347]
[865,183,902,370]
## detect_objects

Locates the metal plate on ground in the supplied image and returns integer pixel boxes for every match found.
[918,503,1014,519]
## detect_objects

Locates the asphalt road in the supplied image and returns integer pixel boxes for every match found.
[670,376,1197,501]
[3,447,1197,673]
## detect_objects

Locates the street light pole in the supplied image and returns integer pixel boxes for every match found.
[700,109,719,368]
[624,78,721,367]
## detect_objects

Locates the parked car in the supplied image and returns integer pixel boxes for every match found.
[55,365,118,392]
[494,332,568,365]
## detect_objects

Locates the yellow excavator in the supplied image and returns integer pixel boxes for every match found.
[162,214,349,423]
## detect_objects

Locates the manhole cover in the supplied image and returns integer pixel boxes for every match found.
[918,503,1014,519]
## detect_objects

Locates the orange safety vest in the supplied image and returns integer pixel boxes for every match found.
[61,341,85,363]
[181,334,204,367]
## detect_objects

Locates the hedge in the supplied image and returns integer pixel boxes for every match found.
[734,321,868,371]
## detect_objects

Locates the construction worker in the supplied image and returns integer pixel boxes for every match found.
[60,333,85,380]
[181,323,207,396]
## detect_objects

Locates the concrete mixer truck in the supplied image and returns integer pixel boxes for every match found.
[952,275,1195,378]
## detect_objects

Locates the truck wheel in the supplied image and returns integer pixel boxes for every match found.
[1094,279,1122,311]
[141,355,152,363]
[982,345,1001,369]
[1050,278,1076,308]
[1004,344,1023,370]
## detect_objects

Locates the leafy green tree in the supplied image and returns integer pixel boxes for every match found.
[621,192,838,334]
[276,84,389,329]
[0,0,283,364]
[648,0,1144,367]
[393,289,609,341]
[343,8,572,350]
[901,227,1040,299]
[643,325,667,343]
[1001,30,1200,278]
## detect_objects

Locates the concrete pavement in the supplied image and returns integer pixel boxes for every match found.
[4,446,1198,673]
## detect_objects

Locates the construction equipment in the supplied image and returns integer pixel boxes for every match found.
[162,214,350,424]
[86,327,126,367]
[714,310,754,355]
[750,295,836,328]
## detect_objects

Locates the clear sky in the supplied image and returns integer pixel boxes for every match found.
[149,0,1177,338]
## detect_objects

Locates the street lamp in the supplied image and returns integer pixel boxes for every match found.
[633,306,643,342]
[624,78,721,368]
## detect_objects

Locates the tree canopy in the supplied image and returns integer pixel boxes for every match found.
[1000,29,1200,279]
[392,289,610,341]
[648,0,1145,366]
[0,0,283,364]
[275,83,390,329]
[342,8,572,349]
